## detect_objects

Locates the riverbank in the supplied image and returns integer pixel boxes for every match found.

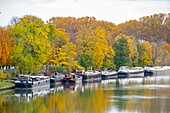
[0,80,15,91]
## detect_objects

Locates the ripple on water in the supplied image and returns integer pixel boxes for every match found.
[108,95,170,100]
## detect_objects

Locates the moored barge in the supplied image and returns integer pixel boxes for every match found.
[50,73,65,84]
[75,70,101,82]
[118,66,144,78]
[61,74,82,85]
[15,75,50,89]
[101,70,118,80]
[144,66,170,77]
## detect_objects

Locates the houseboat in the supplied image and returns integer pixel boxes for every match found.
[15,75,50,89]
[76,70,101,82]
[144,66,170,77]
[61,73,82,85]
[50,73,65,84]
[101,70,118,80]
[118,66,144,78]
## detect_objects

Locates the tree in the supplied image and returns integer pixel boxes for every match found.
[48,27,81,73]
[140,41,152,63]
[9,16,19,26]
[115,34,135,59]
[137,43,149,66]
[135,40,152,67]
[76,28,115,69]
[0,27,11,66]
[113,36,130,69]
[8,15,52,74]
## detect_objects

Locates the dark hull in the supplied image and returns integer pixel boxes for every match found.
[101,74,118,80]
[79,74,101,83]
[144,68,170,77]
[15,78,50,89]
[62,77,82,85]
[62,78,76,85]
[118,72,129,78]
[50,78,62,84]
[118,71,144,78]
[144,70,154,76]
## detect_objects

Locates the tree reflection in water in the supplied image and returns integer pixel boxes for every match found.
[0,76,170,113]
[0,83,112,113]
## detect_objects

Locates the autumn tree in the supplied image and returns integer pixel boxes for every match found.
[94,28,115,68]
[76,28,115,69]
[140,41,152,64]
[152,42,170,66]
[135,40,152,67]
[48,26,81,73]
[162,42,170,65]
[136,43,149,66]
[0,27,11,66]
[8,15,52,74]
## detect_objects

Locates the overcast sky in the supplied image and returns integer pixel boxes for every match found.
[0,0,170,26]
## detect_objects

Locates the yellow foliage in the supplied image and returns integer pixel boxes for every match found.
[163,42,170,53]
[140,40,152,63]
[0,70,6,79]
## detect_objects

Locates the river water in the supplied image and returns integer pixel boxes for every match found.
[0,76,170,113]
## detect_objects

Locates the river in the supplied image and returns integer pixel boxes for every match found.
[0,76,170,113]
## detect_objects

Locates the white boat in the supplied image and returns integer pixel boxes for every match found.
[75,70,101,82]
[118,66,144,78]
[144,66,170,76]
[50,73,65,84]
[101,70,118,80]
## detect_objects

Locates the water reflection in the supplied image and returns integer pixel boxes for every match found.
[47,83,113,113]
[105,76,170,113]
[0,76,170,113]
[15,85,50,102]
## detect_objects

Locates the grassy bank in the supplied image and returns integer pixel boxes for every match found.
[0,81,14,88]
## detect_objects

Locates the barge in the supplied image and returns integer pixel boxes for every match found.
[144,66,170,77]
[76,70,101,82]
[118,66,144,78]
[50,73,65,84]
[15,75,50,89]
[61,74,82,85]
[101,70,118,80]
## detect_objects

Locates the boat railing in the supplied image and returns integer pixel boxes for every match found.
[118,66,129,72]
[18,75,30,81]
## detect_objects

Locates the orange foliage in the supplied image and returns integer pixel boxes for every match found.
[163,42,170,53]
[0,28,11,66]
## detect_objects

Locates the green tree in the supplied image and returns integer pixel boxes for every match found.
[113,37,130,69]
[137,43,149,66]
[8,15,52,74]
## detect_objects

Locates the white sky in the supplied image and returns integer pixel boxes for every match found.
[0,0,170,26]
